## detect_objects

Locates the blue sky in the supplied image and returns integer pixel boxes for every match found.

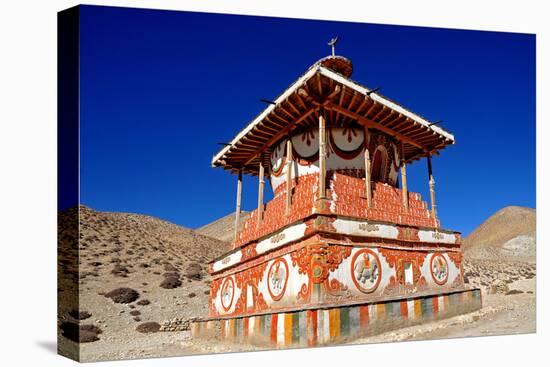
[78,5,535,235]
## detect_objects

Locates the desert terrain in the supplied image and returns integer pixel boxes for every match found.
[58,205,536,362]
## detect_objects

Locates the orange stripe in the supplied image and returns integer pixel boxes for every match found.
[432,296,439,316]
[414,299,422,318]
[284,313,292,345]
[359,305,369,327]
[244,317,249,338]
[329,309,340,339]
[400,300,408,318]
[255,316,261,333]
[377,303,386,320]
[270,315,278,344]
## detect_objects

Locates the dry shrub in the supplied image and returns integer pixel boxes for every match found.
[60,322,102,343]
[137,299,150,306]
[105,287,139,303]
[164,263,177,272]
[130,310,141,316]
[160,276,182,289]
[136,322,160,333]
[188,292,196,298]
[111,264,129,277]
[185,262,203,280]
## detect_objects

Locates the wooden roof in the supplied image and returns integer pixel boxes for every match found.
[212,57,455,176]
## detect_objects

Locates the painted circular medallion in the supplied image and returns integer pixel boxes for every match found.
[220,277,235,311]
[430,253,449,285]
[267,258,289,301]
[351,249,382,293]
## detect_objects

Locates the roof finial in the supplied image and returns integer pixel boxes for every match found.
[328,36,338,57]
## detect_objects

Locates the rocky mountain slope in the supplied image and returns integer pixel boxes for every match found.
[463,206,536,262]
[58,205,230,361]
[196,211,250,243]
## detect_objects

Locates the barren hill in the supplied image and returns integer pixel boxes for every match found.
[196,211,250,243]
[463,206,536,262]
[58,205,230,361]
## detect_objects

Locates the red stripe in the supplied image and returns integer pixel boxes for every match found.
[307,310,318,347]
[400,300,408,318]
[270,315,278,344]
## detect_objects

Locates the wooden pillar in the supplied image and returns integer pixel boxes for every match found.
[400,142,408,210]
[363,127,372,207]
[285,138,293,215]
[427,154,437,220]
[233,170,242,243]
[318,110,326,199]
[257,158,265,226]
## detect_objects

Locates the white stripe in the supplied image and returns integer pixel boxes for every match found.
[407,300,415,320]
[277,314,285,346]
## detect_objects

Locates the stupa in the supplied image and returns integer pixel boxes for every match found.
[192,44,481,347]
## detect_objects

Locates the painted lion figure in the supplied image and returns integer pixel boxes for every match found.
[432,257,447,280]
[221,281,233,304]
[270,262,286,292]
[354,253,379,285]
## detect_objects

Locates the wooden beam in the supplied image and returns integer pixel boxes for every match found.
[371,106,390,121]
[326,103,427,151]
[243,108,316,166]
[379,111,399,126]
[355,96,370,115]
[363,100,379,118]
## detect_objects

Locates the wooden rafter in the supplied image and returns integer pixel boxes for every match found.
[243,108,317,166]
[326,103,427,151]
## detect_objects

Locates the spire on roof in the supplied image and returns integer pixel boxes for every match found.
[327,36,339,57]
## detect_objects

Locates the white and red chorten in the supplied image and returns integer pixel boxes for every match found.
[192,53,481,347]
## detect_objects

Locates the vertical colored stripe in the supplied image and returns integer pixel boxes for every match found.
[298,312,307,345]
[377,303,386,321]
[400,300,408,318]
[359,305,369,327]
[270,313,277,344]
[322,309,330,343]
[407,300,415,320]
[284,313,293,345]
[329,308,341,340]
[243,317,249,338]
[414,299,422,318]
[422,298,432,317]
[369,304,377,321]
[340,307,350,337]
[432,296,439,316]
[277,314,285,346]
[220,319,225,338]
[349,306,360,336]
[292,312,301,344]
[438,296,445,313]
[308,309,318,347]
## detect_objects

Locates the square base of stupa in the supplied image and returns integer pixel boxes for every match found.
[191,288,481,348]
